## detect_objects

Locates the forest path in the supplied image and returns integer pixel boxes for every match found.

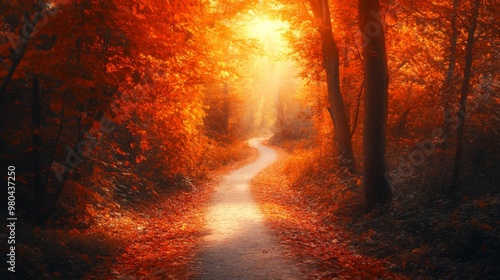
[193,138,305,279]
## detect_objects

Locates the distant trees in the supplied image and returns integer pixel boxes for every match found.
[0,0,260,226]
[392,0,496,195]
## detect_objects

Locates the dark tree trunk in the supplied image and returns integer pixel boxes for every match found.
[0,4,46,102]
[442,0,460,141]
[359,0,392,212]
[350,82,364,139]
[32,74,44,225]
[39,88,116,227]
[449,0,481,195]
[309,0,355,172]
[0,30,31,101]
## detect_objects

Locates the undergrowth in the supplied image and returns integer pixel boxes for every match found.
[12,140,257,279]
[251,139,499,279]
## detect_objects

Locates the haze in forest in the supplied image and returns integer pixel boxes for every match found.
[0,0,498,279]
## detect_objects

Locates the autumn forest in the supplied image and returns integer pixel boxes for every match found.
[0,0,498,279]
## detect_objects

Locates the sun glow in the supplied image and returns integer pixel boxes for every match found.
[246,17,289,50]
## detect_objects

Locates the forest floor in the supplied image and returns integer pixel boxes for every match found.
[14,141,259,279]
[191,138,305,279]
[13,138,498,279]
[250,141,499,279]
[250,143,407,279]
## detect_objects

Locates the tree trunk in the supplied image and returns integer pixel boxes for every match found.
[442,0,460,141]
[449,0,481,195]
[40,111,107,227]
[350,82,364,139]
[275,90,289,139]
[309,0,355,172]
[31,74,44,225]
[0,31,31,101]
[39,88,116,227]
[222,82,230,136]
[359,0,392,212]
[0,5,45,102]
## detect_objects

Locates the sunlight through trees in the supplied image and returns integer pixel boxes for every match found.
[0,0,498,278]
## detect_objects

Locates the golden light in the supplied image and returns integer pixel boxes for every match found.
[246,17,289,53]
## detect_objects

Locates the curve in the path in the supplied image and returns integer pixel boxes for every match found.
[194,138,304,280]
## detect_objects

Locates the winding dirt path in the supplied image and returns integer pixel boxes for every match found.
[193,138,304,279]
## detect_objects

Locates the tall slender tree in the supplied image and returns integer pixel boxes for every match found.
[359,0,392,212]
[449,0,481,195]
[442,0,460,140]
[309,0,355,172]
